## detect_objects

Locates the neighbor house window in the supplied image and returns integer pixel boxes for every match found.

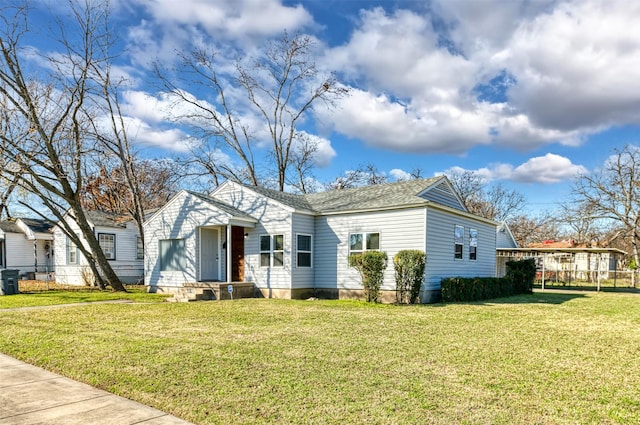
[159,239,185,271]
[454,225,464,260]
[469,229,478,261]
[136,237,144,260]
[297,234,312,268]
[349,232,380,256]
[98,233,116,260]
[67,236,78,265]
[260,234,285,267]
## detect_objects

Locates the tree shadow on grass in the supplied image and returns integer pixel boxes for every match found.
[444,292,589,306]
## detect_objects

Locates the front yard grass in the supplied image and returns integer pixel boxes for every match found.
[0,284,170,308]
[0,292,639,424]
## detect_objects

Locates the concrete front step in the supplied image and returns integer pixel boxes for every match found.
[167,282,254,303]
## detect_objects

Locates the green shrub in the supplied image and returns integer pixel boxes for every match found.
[349,251,388,302]
[441,259,536,302]
[505,258,536,294]
[394,250,426,304]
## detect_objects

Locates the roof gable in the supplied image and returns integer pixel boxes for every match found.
[144,190,258,227]
[0,220,24,234]
[418,177,467,211]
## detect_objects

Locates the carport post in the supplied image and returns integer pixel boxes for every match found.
[226,224,232,283]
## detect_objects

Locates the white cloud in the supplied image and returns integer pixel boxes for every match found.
[497,0,640,130]
[389,168,412,181]
[511,154,588,183]
[442,153,587,184]
[320,0,640,155]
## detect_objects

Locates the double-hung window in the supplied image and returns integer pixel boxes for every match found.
[296,234,312,268]
[260,234,284,267]
[136,237,144,260]
[454,225,464,260]
[349,232,380,256]
[469,229,478,261]
[98,233,116,260]
[159,239,185,271]
[67,236,79,264]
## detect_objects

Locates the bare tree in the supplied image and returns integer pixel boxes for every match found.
[325,163,387,190]
[558,201,604,244]
[447,170,525,221]
[287,132,319,193]
[156,32,348,191]
[571,145,640,266]
[507,213,559,247]
[0,0,125,290]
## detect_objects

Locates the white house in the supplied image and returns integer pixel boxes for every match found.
[144,177,498,303]
[0,218,55,278]
[54,210,144,285]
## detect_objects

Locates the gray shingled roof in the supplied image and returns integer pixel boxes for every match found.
[19,218,55,234]
[232,177,443,214]
[85,210,129,228]
[238,184,315,211]
[0,220,23,234]
[305,177,441,213]
[187,191,258,222]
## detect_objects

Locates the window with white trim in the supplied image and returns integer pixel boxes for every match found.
[349,232,380,256]
[67,236,78,264]
[469,228,478,261]
[260,234,285,267]
[296,234,312,268]
[273,234,284,267]
[454,225,464,260]
[260,235,270,267]
[98,233,116,260]
[136,237,144,260]
[159,239,185,271]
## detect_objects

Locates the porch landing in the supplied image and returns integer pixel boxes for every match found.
[167,282,255,303]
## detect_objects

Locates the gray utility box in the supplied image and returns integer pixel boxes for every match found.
[0,269,19,295]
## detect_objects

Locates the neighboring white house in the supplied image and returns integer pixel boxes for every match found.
[0,218,55,278]
[54,210,144,285]
[496,222,519,277]
[144,177,499,303]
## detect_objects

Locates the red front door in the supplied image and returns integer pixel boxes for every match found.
[231,226,244,282]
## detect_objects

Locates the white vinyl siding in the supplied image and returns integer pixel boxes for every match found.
[425,207,496,289]
[144,191,241,288]
[314,208,426,292]
[292,213,314,289]
[214,182,292,292]
[54,219,144,285]
[3,233,52,273]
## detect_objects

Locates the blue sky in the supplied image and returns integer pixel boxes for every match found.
[26,0,640,214]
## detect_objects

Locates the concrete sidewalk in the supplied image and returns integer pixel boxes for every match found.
[0,353,193,425]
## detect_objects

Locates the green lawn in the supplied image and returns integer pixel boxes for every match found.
[0,286,170,309]
[0,293,639,424]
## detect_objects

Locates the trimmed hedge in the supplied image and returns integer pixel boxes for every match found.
[348,251,388,302]
[441,259,536,302]
[394,250,426,304]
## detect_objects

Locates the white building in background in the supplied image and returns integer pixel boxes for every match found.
[53,210,144,286]
[0,218,54,279]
